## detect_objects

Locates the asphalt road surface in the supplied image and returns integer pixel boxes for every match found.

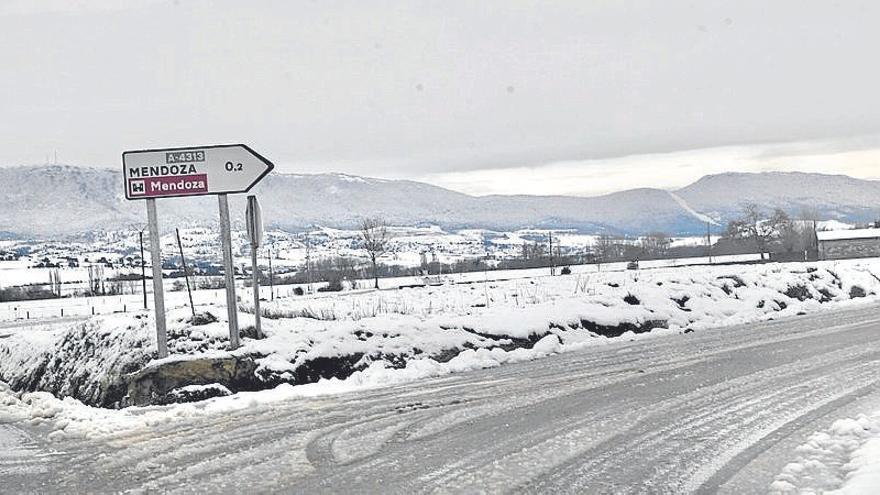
[4,304,880,494]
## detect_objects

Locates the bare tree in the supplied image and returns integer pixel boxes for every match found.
[360,217,390,289]
[728,204,801,259]
[521,241,545,261]
[799,207,820,254]
[87,264,105,296]
[593,234,615,270]
[771,208,802,253]
[740,203,775,260]
[640,232,671,258]
[48,268,62,297]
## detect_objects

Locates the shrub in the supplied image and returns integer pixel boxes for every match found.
[784,285,812,301]
[188,311,218,326]
[717,275,746,288]
[850,286,867,299]
[318,277,344,293]
[0,286,60,302]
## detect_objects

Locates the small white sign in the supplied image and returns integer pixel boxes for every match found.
[246,195,263,248]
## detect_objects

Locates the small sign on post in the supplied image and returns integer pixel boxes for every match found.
[246,195,263,248]
[246,195,264,339]
[123,144,273,355]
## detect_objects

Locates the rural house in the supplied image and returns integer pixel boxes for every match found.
[817,228,880,260]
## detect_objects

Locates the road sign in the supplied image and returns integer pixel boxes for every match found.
[122,144,273,200]
[123,143,274,356]
[246,195,263,248]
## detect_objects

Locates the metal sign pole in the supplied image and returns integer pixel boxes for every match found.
[146,198,168,358]
[246,195,263,339]
[250,242,262,338]
[218,193,240,349]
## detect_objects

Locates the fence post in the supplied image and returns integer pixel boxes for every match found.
[61,308,64,317]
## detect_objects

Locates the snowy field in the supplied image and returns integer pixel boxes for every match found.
[0,253,761,322]
[2,256,880,407]
[2,258,880,491]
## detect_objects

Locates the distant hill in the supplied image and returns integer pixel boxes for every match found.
[1,165,878,238]
[676,171,880,222]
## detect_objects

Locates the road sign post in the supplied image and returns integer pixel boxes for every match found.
[123,144,273,354]
[246,195,264,339]
[146,198,168,358]
[218,193,240,349]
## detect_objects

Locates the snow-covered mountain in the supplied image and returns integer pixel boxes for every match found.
[1,165,878,238]
[676,171,880,222]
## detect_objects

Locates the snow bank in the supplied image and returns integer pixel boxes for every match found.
[0,336,566,442]
[2,259,880,409]
[771,412,880,494]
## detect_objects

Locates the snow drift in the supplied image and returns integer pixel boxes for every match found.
[2,259,880,408]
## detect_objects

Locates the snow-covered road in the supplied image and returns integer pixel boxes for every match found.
[5,305,880,494]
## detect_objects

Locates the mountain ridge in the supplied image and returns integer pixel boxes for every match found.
[1,165,878,238]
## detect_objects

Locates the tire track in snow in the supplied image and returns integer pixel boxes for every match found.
[21,304,880,494]
[518,343,880,493]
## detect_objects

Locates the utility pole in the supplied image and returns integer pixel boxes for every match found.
[810,219,818,261]
[549,232,555,276]
[305,233,312,293]
[268,249,275,301]
[484,251,490,308]
[139,229,147,310]
[707,221,713,264]
[175,228,196,318]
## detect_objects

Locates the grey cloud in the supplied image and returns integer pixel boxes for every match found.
[0,0,878,177]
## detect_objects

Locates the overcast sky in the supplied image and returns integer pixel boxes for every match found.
[1,0,879,196]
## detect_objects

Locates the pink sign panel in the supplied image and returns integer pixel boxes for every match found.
[128,174,209,198]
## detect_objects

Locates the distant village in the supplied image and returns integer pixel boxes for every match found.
[2,206,880,303]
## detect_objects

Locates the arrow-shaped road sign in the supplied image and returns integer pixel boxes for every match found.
[122,144,273,200]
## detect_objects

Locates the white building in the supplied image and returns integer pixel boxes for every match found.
[817,228,880,260]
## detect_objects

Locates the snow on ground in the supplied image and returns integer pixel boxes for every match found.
[770,411,880,494]
[3,258,880,442]
[0,333,569,442]
[0,253,761,321]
